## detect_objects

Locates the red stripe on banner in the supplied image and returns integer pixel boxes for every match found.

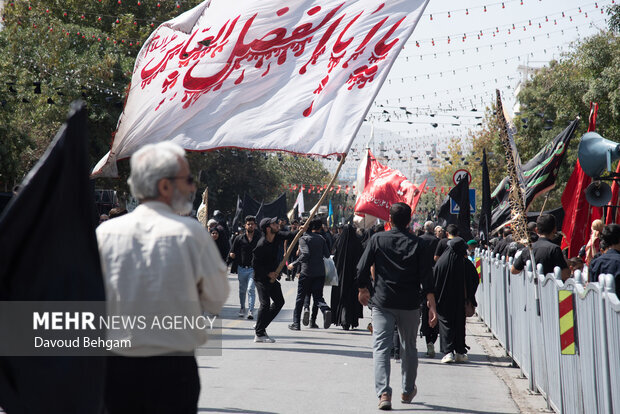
[559,296,573,318]
[560,326,575,350]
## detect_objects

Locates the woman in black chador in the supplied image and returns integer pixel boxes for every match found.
[433,237,479,363]
[330,224,364,330]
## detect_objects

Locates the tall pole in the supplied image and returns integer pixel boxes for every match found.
[274,154,347,277]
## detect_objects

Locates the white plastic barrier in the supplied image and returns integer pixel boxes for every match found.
[475,249,619,413]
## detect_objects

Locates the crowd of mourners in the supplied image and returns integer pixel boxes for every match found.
[92,143,619,411]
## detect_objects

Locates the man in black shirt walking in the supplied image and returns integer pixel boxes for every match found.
[511,214,569,280]
[229,216,259,319]
[288,218,332,330]
[252,217,298,343]
[357,203,437,410]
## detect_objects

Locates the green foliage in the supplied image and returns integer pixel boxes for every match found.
[0,0,202,187]
[608,4,620,34]
[265,153,332,212]
[515,31,620,210]
[188,150,282,217]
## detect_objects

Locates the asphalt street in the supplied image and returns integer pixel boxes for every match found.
[196,273,523,414]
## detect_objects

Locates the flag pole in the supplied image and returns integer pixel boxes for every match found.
[274,154,347,277]
[539,193,549,215]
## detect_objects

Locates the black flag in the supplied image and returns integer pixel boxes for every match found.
[491,118,579,230]
[231,195,244,233]
[449,177,473,241]
[437,196,457,228]
[0,102,105,413]
[479,149,492,242]
[242,193,287,222]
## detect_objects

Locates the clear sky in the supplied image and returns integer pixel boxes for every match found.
[323,0,613,185]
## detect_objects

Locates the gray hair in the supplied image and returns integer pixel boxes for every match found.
[424,221,435,233]
[127,142,186,201]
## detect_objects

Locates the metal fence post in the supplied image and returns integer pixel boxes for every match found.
[599,275,613,414]
[537,263,552,411]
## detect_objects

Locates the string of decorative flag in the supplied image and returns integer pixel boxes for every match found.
[424,0,612,21]
[281,183,455,195]
[410,1,612,45]
[404,24,601,60]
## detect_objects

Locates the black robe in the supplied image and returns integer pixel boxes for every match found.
[433,237,479,354]
[330,225,364,329]
[212,227,230,261]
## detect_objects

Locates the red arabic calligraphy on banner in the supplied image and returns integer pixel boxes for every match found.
[354,150,420,221]
[139,2,402,115]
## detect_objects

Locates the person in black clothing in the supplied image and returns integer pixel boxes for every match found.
[229,216,259,319]
[321,222,334,253]
[589,224,620,295]
[419,221,440,358]
[433,237,479,363]
[288,218,332,330]
[330,224,364,330]
[284,220,301,281]
[492,227,513,259]
[302,219,333,328]
[210,227,229,261]
[252,217,298,343]
[434,224,458,261]
[356,203,436,410]
[511,214,570,280]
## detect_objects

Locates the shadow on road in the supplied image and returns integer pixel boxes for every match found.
[198,408,277,414]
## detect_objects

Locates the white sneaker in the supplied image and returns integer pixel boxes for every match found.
[455,353,468,363]
[254,334,275,343]
[238,308,245,318]
[441,352,455,363]
[247,310,254,320]
[426,342,436,358]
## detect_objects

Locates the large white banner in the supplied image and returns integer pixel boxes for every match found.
[93,0,430,177]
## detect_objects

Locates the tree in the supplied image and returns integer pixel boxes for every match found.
[514,31,620,210]
[0,0,203,188]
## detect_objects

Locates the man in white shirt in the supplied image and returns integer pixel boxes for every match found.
[96,141,229,413]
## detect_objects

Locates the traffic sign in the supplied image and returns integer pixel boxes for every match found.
[450,189,476,214]
[453,169,472,186]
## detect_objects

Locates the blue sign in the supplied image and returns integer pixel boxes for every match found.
[450,189,476,214]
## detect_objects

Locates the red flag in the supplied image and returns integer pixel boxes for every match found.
[561,103,602,257]
[354,150,420,221]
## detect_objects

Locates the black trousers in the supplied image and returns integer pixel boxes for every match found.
[254,279,285,336]
[303,293,319,321]
[105,354,199,414]
[438,310,466,354]
[420,300,439,344]
[293,276,330,324]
